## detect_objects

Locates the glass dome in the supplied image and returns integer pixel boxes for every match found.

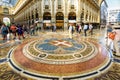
[0,0,18,7]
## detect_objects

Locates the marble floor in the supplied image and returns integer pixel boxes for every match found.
[0,29,120,80]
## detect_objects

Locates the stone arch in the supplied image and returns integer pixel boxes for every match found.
[43,12,51,20]
[68,12,76,20]
[43,12,51,29]
[56,12,64,29]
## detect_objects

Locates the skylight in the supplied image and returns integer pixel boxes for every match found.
[0,0,18,7]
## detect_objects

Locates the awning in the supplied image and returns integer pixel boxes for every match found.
[43,20,51,23]
[69,20,76,23]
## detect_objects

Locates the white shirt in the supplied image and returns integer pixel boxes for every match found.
[83,25,88,30]
[69,26,73,32]
[89,24,93,30]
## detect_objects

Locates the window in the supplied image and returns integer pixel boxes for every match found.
[44,0,49,9]
[71,5,74,9]
[58,0,62,9]
[3,7,9,14]
[43,12,51,20]
[58,0,61,5]
[70,0,74,5]
[69,0,74,9]
[2,0,10,3]
[44,0,49,5]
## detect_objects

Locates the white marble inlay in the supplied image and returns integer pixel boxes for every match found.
[52,40,72,47]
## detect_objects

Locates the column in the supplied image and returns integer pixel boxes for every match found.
[64,0,68,30]
[38,0,43,29]
[77,0,81,24]
[98,10,100,23]
[51,0,55,24]
[83,0,86,23]
[80,0,83,23]
[38,0,42,20]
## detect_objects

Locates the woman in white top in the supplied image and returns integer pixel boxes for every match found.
[89,23,93,35]
[68,24,73,39]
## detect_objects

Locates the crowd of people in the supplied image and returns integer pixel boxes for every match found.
[0,22,58,41]
[0,22,94,41]
[68,23,93,39]
[0,22,119,56]
[0,23,28,41]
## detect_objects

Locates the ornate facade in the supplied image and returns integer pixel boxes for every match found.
[108,9,120,25]
[14,0,101,28]
[13,0,103,29]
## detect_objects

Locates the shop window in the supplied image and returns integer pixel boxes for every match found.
[56,12,64,20]
[68,12,76,20]
[43,12,51,20]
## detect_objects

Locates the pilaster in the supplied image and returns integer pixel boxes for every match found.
[64,0,68,30]
[77,0,81,24]
[51,0,55,23]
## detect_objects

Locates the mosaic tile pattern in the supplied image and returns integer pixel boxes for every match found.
[22,37,98,64]
[0,30,120,80]
[7,31,111,79]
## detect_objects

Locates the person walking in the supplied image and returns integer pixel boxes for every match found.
[0,24,9,40]
[107,31,116,53]
[83,23,88,37]
[17,24,25,40]
[113,28,120,56]
[89,23,93,35]
[68,24,73,39]
[10,23,17,39]
[78,24,82,34]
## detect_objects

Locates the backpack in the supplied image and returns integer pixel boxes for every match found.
[108,32,116,40]
[1,26,8,34]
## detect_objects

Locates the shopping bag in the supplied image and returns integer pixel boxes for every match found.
[7,33,10,40]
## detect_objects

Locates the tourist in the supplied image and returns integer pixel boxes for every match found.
[78,24,82,34]
[83,23,88,36]
[89,23,93,35]
[0,24,9,40]
[30,24,35,36]
[10,23,17,40]
[51,24,56,32]
[68,24,73,39]
[17,24,25,40]
[113,28,120,56]
[107,31,116,53]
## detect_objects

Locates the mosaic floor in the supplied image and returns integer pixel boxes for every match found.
[0,29,120,80]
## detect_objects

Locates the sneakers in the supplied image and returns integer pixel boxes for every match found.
[113,54,120,57]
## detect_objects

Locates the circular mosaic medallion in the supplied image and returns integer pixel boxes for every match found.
[9,32,111,79]
[23,38,98,64]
